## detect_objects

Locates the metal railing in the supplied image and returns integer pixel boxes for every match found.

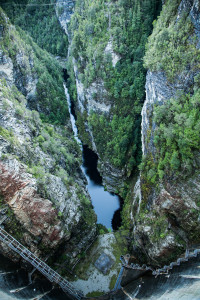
[2,216,199,297]
[0,227,83,300]
[121,248,200,276]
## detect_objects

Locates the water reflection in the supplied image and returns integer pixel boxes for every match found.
[64,84,121,230]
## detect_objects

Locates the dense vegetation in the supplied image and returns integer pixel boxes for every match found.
[141,0,200,184]
[144,0,200,81]
[0,7,68,124]
[68,0,161,174]
[154,90,200,177]
[141,89,200,185]
[2,0,68,57]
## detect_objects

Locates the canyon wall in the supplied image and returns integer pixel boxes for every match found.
[130,0,200,265]
[0,8,96,268]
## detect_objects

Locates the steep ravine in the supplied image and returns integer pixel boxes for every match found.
[0,5,128,298]
[58,0,200,268]
[1,0,200,299]
[57,0,161,193]
[64,78,122,230]
[56,0,200,268]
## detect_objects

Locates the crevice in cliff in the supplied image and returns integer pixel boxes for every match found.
[64,68,123,230]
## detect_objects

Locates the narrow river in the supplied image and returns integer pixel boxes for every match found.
[64,83,121,230]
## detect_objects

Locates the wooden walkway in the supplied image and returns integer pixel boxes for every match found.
[0,227,83,300]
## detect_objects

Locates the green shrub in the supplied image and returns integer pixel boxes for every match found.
[144,0,200,81]
[141,89,200,183]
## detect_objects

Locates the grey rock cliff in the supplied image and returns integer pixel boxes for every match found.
[131,0,200,265]
[178,0,200,46]
[13,50,38,104]
[56,0,75,38]
[142,71,176,155]
[0,51,13,83]
[0,9,96,266]
[0,74,96,266]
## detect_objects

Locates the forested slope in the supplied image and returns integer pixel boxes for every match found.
[130,0,200,265]
[66,0,162,191]
[2,0,68,57]
[1,0,200,271]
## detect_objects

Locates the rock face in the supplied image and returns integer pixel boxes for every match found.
[131,0,200,265]
[0,51,14,83]
[142,71,176,155]
[0,8,96,267]
[178,0,200,46]
[56,0,75,38]
[57,1,133,192]
[0,19,37,105]
[105,39,121,68]
[0,160,64,248]
[13,50,38,103]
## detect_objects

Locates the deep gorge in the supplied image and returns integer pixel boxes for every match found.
[0,0,200,299]
[64,68,122,230]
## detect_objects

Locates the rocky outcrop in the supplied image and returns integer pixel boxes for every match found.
[0,51,14,84]
[13,49,38,103]
[0,47,38,110]
[132,172,200,265]
[0,75,96,266]
[131,0,200,265]
[98,161,126,192]
[0,160,64,248]
[0,13,37,104]
[56,0,75,38]
[73,63,112,116]
[105,39,121,68]
[0,8,96,267]
[142,71,176,155]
